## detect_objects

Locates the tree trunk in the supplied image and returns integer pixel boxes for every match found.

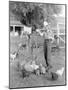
[27,25,37,61]
[27,34,33,60]
[43,39,51,67]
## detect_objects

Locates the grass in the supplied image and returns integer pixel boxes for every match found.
[9,36,66,88]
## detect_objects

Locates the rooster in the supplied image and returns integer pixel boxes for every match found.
[55,67,64,77]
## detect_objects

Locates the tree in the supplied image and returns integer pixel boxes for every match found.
[10,1,62,29]
[42,4,62,27]
[9,1,44,29]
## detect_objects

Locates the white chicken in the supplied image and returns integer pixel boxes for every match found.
[40,64,46,74]
[55,67,64,77]
[31,61,39,70]
[10,52,17,61]
[24,61,39,72]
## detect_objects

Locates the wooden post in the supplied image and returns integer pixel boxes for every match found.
[13,25,15,36]
[57,24,59,45]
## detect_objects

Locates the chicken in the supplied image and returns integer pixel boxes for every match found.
[31,61,39,70]
[20,61,39,78]
[21,69,30,78]
[24,61,39,72]
[10,52,17,61]
[55,67,64,77]
[49,67,64,80]
[50,72,58,80]
[39,64,46,74]
[24,63,34,72]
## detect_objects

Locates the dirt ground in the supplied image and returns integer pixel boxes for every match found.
[9,36,66,88]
